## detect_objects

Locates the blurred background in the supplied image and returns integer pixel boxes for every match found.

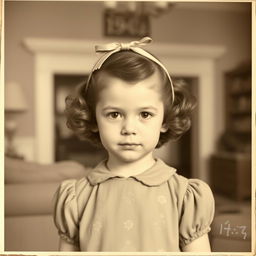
[4,1,252,252]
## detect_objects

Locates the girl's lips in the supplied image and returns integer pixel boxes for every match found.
[118,143,141,146]
[118,143,141,149]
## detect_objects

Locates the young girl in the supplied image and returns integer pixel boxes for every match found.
[54,37,215,252]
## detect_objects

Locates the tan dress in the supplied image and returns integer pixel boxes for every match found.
[54,158,214,252]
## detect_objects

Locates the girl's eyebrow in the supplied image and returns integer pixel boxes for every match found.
[139,106,158,112]
[102,106,158,111]
[102,106,122,111]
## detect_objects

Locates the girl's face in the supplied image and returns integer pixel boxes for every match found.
[95,71,167,166]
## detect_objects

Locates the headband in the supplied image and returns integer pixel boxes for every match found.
[86,37,175,103]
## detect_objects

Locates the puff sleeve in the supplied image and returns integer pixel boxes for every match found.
[54,179,79,245]
[179,179,215,248]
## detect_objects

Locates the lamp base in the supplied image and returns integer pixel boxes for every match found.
[5,118,24,160]
[5,148,24,160]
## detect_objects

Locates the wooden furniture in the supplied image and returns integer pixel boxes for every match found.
[210,152,251,200]
[225,62,251,145]
[210,62,251,201]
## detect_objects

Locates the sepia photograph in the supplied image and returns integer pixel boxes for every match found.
[2,0,255,254]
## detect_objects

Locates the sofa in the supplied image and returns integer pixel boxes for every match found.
[4,157,89,251]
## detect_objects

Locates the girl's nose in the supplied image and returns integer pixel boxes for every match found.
[120,117,137,135]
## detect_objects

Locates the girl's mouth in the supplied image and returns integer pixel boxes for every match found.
[118,143,141,149]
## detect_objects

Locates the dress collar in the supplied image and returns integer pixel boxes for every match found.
[87,158,176,187]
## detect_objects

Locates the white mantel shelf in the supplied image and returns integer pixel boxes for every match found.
[24,37,225,58]
[24,37,226,182]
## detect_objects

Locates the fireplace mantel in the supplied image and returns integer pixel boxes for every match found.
[24,38,225,182]
[24,37,224,58]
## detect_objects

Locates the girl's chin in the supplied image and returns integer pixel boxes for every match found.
[108,151,154,165]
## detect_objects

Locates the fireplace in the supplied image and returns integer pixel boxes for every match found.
[24,38,225,182]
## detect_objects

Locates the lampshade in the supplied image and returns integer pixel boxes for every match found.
[5,81,28,112]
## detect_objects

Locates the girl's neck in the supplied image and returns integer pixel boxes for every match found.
[106,154,156,177]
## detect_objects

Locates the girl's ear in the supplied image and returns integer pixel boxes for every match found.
[160,123,168,133]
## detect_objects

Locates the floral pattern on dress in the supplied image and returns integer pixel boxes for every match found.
[92,220,102,232]
[157,195,167,204]
[54,159,215,251]
[159,213,166,223]
[124,219,134,231]
[125,191,136,205]
[153,212,167,230]
[120,239,137,251]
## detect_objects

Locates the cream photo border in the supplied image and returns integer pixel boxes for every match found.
[0,0,255,256]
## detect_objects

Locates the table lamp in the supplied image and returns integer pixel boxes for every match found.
[5,81,28,158]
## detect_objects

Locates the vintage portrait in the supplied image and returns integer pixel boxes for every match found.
[2,0,254,254]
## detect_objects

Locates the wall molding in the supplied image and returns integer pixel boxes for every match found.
[24,37,225,59]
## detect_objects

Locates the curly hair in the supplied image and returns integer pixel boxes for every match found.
[65,51,196,148]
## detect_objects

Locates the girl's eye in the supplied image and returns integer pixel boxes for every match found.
[140,112,153,119]
[107,112,121,119]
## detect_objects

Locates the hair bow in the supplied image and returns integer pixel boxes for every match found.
[95,37,152,52]
[87,37,174,103]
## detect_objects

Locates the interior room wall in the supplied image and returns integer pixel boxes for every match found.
[5,1,251,157]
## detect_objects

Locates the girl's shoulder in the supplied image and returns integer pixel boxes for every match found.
[170,174,215,247]
[55,168,96,203]
[54,175,93,245]
[167,173,215,210]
